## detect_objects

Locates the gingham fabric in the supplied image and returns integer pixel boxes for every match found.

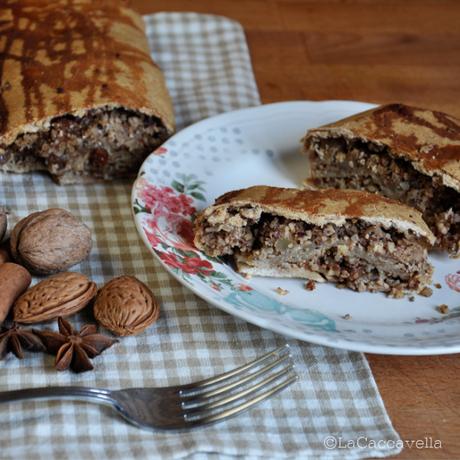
[0,13,402,459]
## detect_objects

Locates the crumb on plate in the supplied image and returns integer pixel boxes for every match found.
[434,283,442,289]
[304,280,316,291]
[419,287,433,297]
[275,287,289,296]
[437,304,449,314]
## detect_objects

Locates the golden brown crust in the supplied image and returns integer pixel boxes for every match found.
[0,0,174,145]
[302,103,460,191]
[202,185,435,243]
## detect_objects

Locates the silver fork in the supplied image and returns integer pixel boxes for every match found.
[0,345,297,430]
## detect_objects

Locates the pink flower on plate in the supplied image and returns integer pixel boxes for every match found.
[144,214,196,252]
[211,282,222,292]
[446,272,460,292]
[145,229,161,248]
[173,219,196,251]
[143,217,168,247]
[158,251,183,270]
[158,251,214,276]
[139,184,196,223]
[238,284,253,292]
[178,193,195,215]
[181,256,214,276]
[153,146,168,156]
[415,318,431,324]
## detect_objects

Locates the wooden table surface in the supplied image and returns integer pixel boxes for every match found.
[132,1,460,458]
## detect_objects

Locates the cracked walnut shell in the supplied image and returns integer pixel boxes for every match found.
[13,272,97,324]
[93,276,160,336]
[10,208,92,275]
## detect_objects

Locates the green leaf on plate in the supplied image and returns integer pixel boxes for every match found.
[172,180,184,193]
[191,191,206,201]
[133,199,149,214]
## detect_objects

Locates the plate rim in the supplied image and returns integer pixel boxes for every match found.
[131,100,460,356]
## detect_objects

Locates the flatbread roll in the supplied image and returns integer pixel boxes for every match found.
[302,103,460,256]
[0,0,175,183]
[194,186,434,297]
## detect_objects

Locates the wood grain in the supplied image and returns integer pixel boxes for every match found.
[132,1,460,458]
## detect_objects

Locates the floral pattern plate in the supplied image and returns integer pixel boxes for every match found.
[132,101,460,355]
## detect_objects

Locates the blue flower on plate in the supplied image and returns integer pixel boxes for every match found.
[224,290,336,332]
[225,290,284,314]
[283,306,336,332]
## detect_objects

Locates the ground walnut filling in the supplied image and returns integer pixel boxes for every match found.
[199,207,432,297]
[0,107,168,183]
[199,205,263,256]
[307,137,460,256]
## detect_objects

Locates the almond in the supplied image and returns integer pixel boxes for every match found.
[10,208,92,275]
[13,272,97,323]
[0,262,31,323]
[93,276,160,336]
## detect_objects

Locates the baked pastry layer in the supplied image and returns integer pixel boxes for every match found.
[0,0,175,183]
[302,103,460,256]
[194,186,434,297]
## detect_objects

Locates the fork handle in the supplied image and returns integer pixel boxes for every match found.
[0,386,115,407]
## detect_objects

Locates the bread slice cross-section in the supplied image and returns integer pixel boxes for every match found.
[194,186,435,297]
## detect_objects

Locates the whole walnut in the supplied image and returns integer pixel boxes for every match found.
[10,208,92,275]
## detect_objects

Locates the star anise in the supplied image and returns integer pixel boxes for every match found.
[0,322,45,360]
[34,317,117,373]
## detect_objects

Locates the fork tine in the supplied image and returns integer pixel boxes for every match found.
[181,353,293,402]
[179,344,290,394]
[184,373,298,426]
[183,364,295,412]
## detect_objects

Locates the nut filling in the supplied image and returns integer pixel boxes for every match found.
[198,207,432,297]
[0,107,169,184]
[306,137,460,256]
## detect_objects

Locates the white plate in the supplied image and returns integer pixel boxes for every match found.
[132,101,460,355]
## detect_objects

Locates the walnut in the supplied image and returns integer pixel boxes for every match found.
[10,209,92,275]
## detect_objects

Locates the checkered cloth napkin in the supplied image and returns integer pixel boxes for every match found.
[0,13,402,459]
